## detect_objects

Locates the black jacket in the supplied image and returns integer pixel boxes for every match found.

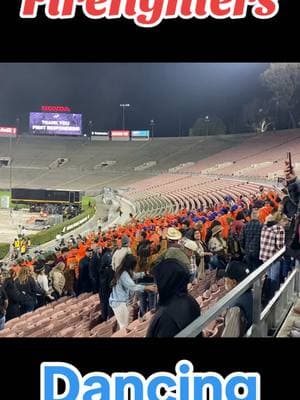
[287,178,300,210]
[15,277,44,307]
[78,256,93,294]
[146,258,200,337]
[281,195,297,219]
[285,179,300,259]
[90,252,102,284]
[0,284,8,318]
[98,250,114,289]
[3,278,27,321]
[4,278,25,321]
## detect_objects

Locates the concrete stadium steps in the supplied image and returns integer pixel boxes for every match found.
[1,131,300,190]
[0,134,251,189]
[0,293,100,338]
[1,132,297,191]
[182,130,300,178]
[0,270,229,338]
[0,168,147,192]
[109,271,228,338]
[127,174,263,219]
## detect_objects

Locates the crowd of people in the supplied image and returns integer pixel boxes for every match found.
[0,161,299,336]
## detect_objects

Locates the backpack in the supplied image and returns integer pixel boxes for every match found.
[137,241,151,259]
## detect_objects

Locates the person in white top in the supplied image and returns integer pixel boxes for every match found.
[34,263,54,306]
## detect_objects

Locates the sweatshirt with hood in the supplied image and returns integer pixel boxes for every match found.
[146,258,200,337]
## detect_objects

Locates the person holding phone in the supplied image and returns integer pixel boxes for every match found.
[284,153,300,207]
[284,153,300,261]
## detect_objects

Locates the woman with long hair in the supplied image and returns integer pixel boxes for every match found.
[15,267,44,314]
[208,225,228,272]
[3,269,26,321]
[109,254,156,329]
[49,262,66,299]
[193,230,213,280]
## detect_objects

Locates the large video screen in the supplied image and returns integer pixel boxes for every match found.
[29,112,82,136]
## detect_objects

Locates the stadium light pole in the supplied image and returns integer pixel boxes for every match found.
[88,120,93,141]
[9,135,13,217]
[120,104,130,131]
[150,119,155,139]
[205,115,210,136]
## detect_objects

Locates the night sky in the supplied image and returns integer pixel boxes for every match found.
[0,63,269,136]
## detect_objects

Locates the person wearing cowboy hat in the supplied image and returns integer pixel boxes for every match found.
[152,228,192,272]
[208,224,228,271]
[166,227,182,243]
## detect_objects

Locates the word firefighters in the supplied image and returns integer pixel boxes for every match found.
[20,0,279,27]
[41,359,261,400]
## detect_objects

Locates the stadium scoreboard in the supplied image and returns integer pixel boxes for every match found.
[29,112,82,136]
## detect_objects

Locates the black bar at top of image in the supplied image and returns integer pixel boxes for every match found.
[0,0,298,61]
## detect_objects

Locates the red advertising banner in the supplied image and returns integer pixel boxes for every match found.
[0,127,17,137]
[41,106,71,112]
[111,130,130,140]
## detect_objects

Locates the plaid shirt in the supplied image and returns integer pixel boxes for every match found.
[190,255,197,275]
[239,220,262,258]
[259,224,285,263]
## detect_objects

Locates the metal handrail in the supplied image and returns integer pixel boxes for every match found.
[175,246,287,337]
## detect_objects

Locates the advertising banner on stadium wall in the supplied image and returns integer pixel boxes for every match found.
[0,127,17,137]
[91,131,109,140]
[131,130,150,140]
[111,130,130,141]
[29,112,82,136]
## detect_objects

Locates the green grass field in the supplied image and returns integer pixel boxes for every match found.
[0,192,96,258]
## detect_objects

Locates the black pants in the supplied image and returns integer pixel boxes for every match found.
[91,277,99,295]
[99,285,113,321]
